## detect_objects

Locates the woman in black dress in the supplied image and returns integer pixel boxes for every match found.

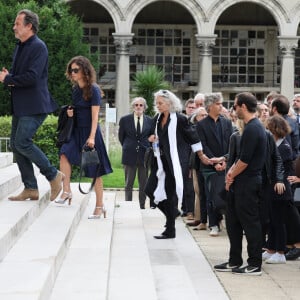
[57,56,112,219]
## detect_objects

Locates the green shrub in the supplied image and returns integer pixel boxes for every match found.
[0,115,125,187]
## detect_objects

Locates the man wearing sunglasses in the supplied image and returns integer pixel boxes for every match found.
[0,9,62,202]
[118,97,152,208]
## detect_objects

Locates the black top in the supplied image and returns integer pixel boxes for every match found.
[237,118,266,178]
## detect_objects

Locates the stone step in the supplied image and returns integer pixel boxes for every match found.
[50,191,116,300]
[0,152,13,168]
[106,199,158,300]
[50,194,158,300]
[142,207,229,300]
[0,162,22,201]
[0,175,50,262]
[0,183,91,300]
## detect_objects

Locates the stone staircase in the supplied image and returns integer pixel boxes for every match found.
[0,153,228,300]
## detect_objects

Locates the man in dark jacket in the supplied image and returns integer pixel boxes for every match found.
[196,93,233,236]
[0,9,62,202]
[118,97,152,208]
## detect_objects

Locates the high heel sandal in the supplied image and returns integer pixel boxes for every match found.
[54,191,72,205]
[88,206,107,219]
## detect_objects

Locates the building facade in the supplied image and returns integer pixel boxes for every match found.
[66,0,300,119]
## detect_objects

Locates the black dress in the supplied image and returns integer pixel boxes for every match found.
[59,85,113,178]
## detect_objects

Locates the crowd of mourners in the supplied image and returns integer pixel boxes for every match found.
[177,91,300,275]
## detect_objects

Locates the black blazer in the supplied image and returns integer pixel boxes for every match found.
[196,115,233,170]
[4,35,57,116]
[118,113,152,165]
[145,112,202,199]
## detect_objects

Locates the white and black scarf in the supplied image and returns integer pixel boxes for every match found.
[153,113,183,205]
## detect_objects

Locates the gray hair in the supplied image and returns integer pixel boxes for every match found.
[131,97,148,110]
[154,90,182,113]
[194,93,205,101]
[18,9,39,34]
[293,93,300,100]
[204,92,223,111]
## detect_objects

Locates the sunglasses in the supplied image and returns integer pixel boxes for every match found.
[135,104,144,107]
[70,68,80,74]
[157,90,170,98]
[233,104,238,111]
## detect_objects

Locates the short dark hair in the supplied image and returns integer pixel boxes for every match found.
[266,115,291,138]
[235,92,257,113]
[271,94,290,115]
[18,9,39,34]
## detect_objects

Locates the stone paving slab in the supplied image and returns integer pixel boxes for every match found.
[187,220,300,300]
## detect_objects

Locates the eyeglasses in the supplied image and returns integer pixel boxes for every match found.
[70,68,80,74]
[134,104,144,107]
[233,104,238,111]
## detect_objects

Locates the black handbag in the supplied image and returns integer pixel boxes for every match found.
[144,147,154,169]
[79,145,100,194]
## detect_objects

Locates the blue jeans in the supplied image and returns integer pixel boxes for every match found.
[10,114,57,189]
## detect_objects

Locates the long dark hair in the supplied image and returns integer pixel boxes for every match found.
[66,56,96,100]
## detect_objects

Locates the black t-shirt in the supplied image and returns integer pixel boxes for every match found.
[237,118,267,178]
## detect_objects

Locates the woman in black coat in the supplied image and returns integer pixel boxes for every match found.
[145,90,210,239]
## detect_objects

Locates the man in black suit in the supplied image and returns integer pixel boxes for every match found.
[118,97,152,208]
[196,93,233,236]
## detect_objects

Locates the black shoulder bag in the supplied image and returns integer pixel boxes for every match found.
[78,145,101,194]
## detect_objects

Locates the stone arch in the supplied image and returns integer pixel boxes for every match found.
[290,3,300,35]
[124,0,207,33]
[207,0,289,35]
[66,0,123,29]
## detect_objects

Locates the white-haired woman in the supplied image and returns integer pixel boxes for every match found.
[145,90,210,239]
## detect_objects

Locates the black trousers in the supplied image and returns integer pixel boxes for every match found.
[267,200,287,252]
[157,155,176,235]
[124,163,147,207]
[226,176,262,267]
[181,162,195,214]
[198,170,207,223]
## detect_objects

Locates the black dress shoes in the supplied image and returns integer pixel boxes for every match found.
[154,233,176,239]
[285,247,300,260]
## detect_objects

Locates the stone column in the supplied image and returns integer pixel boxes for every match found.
[112,33,134,121]
[195,35,216,93]
[278,36,299,100]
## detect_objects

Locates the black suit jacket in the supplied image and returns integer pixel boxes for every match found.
[118,113,152,165]
[196,115,233,171]
[4,35,58,116]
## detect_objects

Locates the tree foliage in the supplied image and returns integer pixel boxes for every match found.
[132,65,170,116]
[0,0,94,116]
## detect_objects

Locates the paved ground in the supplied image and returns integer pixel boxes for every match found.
[183,212,300,300]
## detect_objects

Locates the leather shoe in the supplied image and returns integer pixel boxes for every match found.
[186,220,201,227]
[49,171,64,201]
[154,233,175,239]
[285,247,300,260]
[8,189,39,201]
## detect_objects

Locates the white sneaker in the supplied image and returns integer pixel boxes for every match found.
[209,226,219,236]
[262,251,274,261]
[265,252,286,264]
